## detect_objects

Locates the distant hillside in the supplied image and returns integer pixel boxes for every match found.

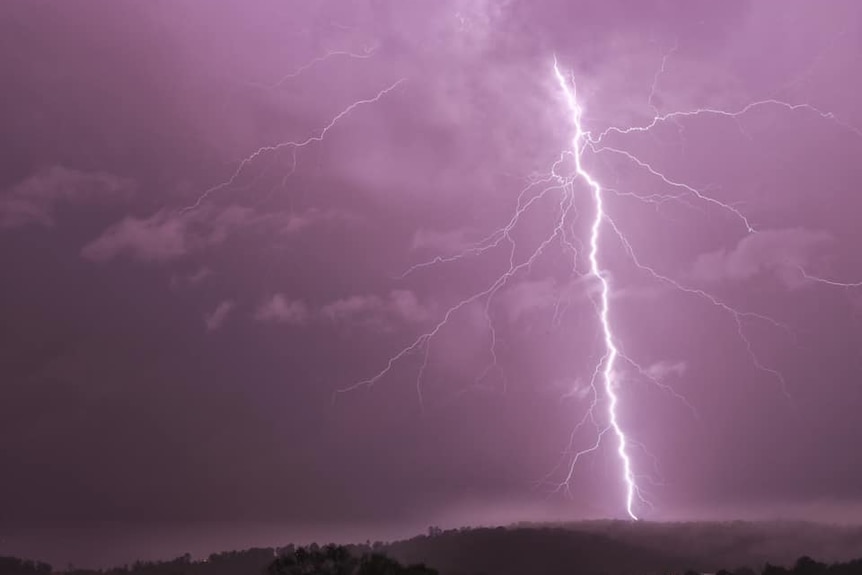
[384,522,862,575]
[554,521,862,569]
[4,521,862,575]
[384,525,694,575]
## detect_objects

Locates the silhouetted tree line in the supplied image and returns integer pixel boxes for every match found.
[0,557,51,575]
[269,544,437,574]
[678,556,862,575]
[0,545,436,575]
[4,541,862,575]
[733,556,862,575]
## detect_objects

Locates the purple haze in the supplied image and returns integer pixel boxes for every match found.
[1,0,861,567]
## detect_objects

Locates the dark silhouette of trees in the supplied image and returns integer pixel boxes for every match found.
[794,556,828,575]
[268,545,436,575]
[711,557,861,575]
[268,544,355,575]
[5,529,862,575]
[0,557,51,575]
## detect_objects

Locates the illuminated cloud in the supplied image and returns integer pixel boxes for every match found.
[411,228,476,254]
[204,300,235,332]
[81,206,262,263]
[643,360,687,381]
[322,290,432,327]
[689,228,832,287]
[499,278,568,322]
[254,294,309,325]
[278,208,360,235]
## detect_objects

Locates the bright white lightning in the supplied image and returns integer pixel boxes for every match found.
[553,58,639,520]
[795,265,862,288]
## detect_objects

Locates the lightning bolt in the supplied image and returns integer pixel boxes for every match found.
[183,76,405,213]
[246,46,377,90]
[552,58,639,519]
[795,265,862,288]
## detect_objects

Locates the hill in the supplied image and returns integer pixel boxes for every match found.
[4,521,862,575]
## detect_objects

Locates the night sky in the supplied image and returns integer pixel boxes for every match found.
[2,0,862,567]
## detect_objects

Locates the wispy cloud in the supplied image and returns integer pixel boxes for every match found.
[170,267,214,290]
[321,289,432,328]
[411,227,476,253]
[278,208,359,235]
[689,228,832,288]
[204,300,235,332]
[83,205,349,264]
[0,166,134,229]
[81,206,259,263]
[254,294,309,325]
[643,360,687,380]
[498,278,566,322]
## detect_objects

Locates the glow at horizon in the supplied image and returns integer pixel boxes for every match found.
[552,58,639,520]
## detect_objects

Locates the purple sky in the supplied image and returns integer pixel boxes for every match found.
[2,0,862,565]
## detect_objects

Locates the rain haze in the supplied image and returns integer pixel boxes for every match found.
[2,0,862,568]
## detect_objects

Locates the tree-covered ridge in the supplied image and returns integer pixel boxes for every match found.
[4,548,862,575]
[268,544,436,575]
[3,523,862,575]
[0,546,437,575]
[0,557,51,575]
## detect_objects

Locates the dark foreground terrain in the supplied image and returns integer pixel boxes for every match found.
[3,521,862,575]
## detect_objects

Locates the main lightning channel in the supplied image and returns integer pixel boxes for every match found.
[553,58,639,520]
